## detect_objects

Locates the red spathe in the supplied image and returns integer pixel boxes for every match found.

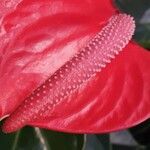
[0,0,150,133]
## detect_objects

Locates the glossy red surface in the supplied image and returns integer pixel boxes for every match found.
[0,0,150,133]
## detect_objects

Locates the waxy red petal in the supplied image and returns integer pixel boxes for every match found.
[0,0,150,133]
[0,0,115,118]
[29,42,150,133]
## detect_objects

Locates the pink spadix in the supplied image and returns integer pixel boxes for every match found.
[2,13,135,133]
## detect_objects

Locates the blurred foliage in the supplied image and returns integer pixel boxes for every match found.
[129,119,150,146]
[0,0,150,150]
[0,125,85,150]
[84,134,112,150]
[115,0,150,49]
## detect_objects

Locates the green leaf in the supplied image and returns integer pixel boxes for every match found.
[112,144,145,150]
[115,0,150,49]
[0,126,85,150]
[96,134,112,150]
[129,119,150,146]
[84,134,112,150]
[146,145,150,150]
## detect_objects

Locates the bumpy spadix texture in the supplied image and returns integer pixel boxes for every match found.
[2,14,135,133]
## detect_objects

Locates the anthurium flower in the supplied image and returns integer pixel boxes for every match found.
[0,0,150,133]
